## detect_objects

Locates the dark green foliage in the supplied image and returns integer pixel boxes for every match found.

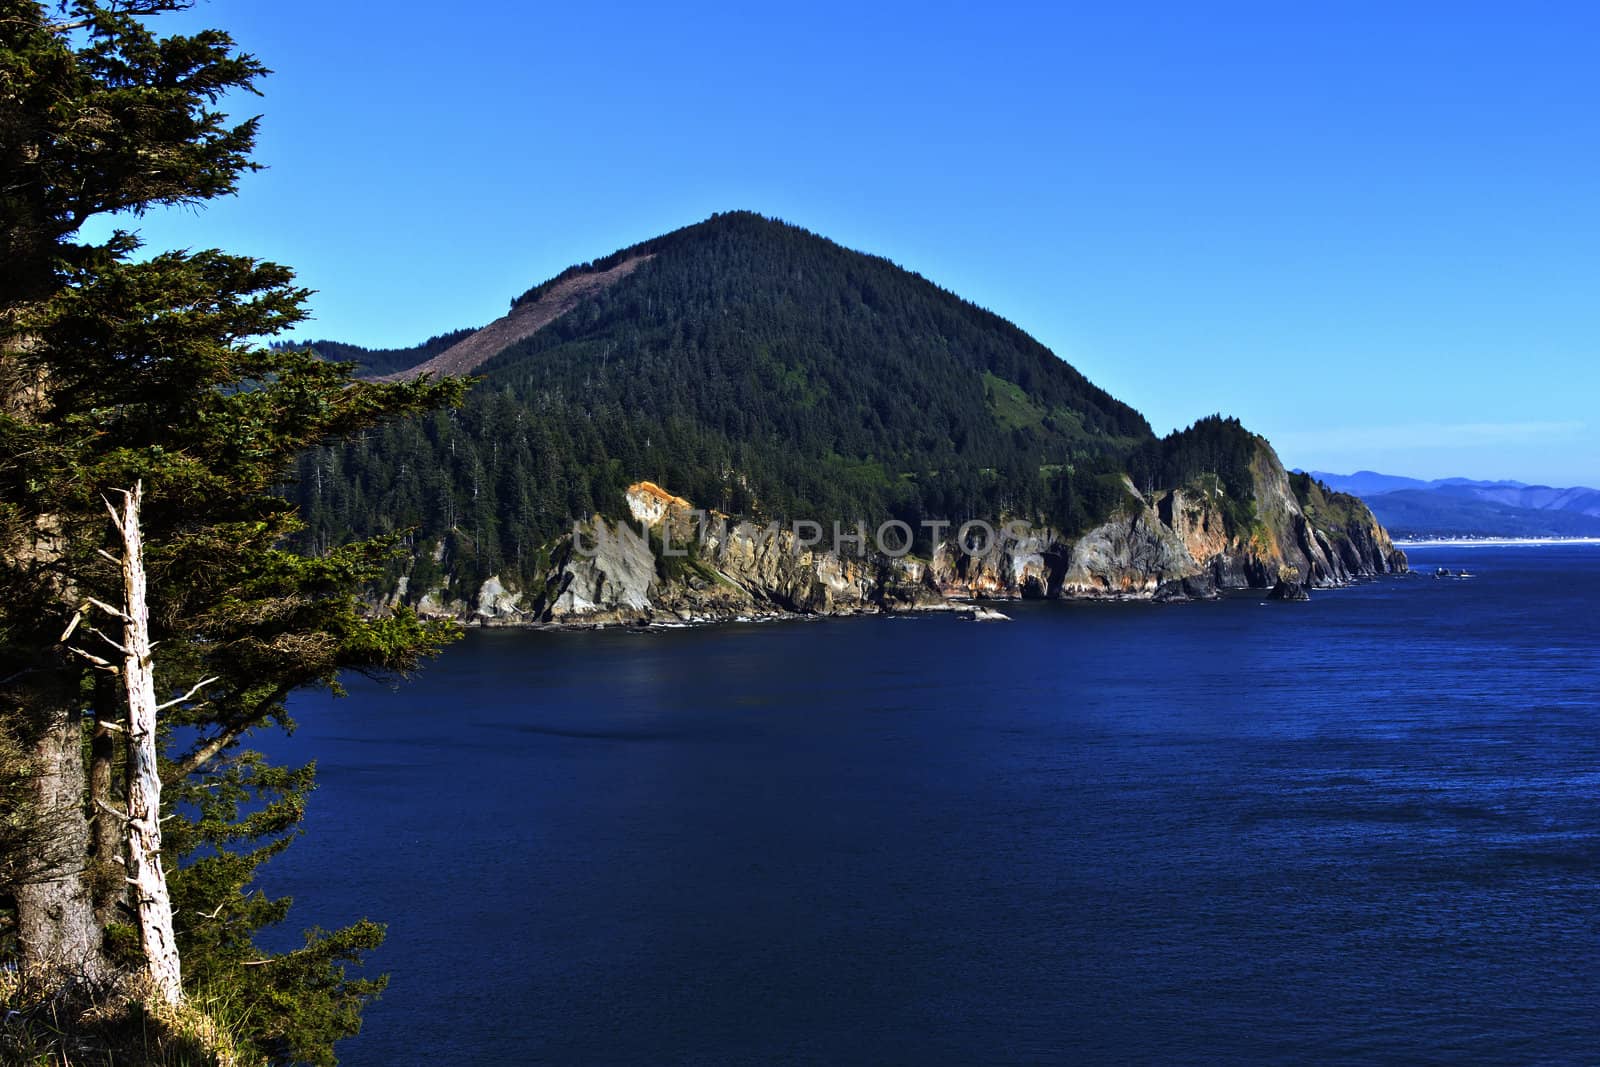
[0,0,264,307]
[167,751,386,1067]
[1291,471,1353,539]
[1127,415,1260,534]
[1043,461,1140,536]
[1,2,465,1061]
[1288,469,1315,500]
[1127,415,1256,499]
[297,212,1155,588]
[0,725,35,961]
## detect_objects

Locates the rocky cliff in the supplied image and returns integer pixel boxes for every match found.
[390,441,1406,627]
[926,440,1404,606]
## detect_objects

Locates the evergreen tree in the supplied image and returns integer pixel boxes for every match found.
[1,2,464,1061]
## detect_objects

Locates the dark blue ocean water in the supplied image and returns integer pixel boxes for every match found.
[258,545,1600,1064]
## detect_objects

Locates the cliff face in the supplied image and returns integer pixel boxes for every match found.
[398,443,1406,626]
[923,442,1405,607]
[527,507,938,626]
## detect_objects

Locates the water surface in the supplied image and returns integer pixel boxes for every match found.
[260,545,1600,1063]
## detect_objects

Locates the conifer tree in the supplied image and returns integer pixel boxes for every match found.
[1,1,465,1059]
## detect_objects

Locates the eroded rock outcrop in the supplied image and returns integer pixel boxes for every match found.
[1057,492,1202,597]
[401,443,1406,625]
[922,442,1405,603]
[517,485,937,626]
[1267,579,1312,601]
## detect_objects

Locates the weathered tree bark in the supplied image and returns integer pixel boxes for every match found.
[13,692,108,982]
[8,507,107,982]
[109,483,183,1006]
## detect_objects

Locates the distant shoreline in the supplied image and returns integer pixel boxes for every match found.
[1396,537,1600,548]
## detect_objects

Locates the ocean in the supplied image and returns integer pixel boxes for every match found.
[257,543,1600,1064]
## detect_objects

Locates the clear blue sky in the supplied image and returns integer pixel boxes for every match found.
[97,1,1600,486]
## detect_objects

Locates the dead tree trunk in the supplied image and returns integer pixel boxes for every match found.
[108,483,183,1006]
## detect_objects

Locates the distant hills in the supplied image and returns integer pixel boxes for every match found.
[1309,470,1600,538]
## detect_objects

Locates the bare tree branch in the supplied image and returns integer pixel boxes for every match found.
[59,609,84,643]
[86,596,132,623]
[86,625,129,655]
[155,675,218,712]
[94,797,126,819]
[68,647,117,669]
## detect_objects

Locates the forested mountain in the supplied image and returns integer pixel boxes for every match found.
[294,212,1401,605]
[296,212,1155,583]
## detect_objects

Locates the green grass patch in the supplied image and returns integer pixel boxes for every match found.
[982,371,1047,431]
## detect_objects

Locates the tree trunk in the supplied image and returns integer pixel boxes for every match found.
[3,399,107,980]
[3,334,104,980]
[14,695,108,982]
[111,483,183,1006]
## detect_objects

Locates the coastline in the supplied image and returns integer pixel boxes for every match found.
[454,577,1404,632]
[1396,537,1600,548]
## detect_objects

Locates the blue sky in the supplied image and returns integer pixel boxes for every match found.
[95,1,1599,486]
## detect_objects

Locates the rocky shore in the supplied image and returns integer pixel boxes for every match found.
[379,441,1406,629]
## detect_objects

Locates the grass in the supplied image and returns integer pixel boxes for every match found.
[982,371,1046,431]
[0,969,262,1067]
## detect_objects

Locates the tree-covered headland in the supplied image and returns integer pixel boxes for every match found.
[296,212,1291,600]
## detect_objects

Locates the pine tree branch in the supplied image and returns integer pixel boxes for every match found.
[86,626,129,655]
[68,647,118,669]
[166,685,289,781]
[59,610,84,643]
[168,720,254,781]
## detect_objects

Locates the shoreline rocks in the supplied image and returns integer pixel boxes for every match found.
[384,456,1407,629]
[1266,580,1312,601]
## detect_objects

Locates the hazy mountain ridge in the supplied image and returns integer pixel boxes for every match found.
[1309,470,1600,537]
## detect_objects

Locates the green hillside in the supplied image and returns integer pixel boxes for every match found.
[295,212,1165,584]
